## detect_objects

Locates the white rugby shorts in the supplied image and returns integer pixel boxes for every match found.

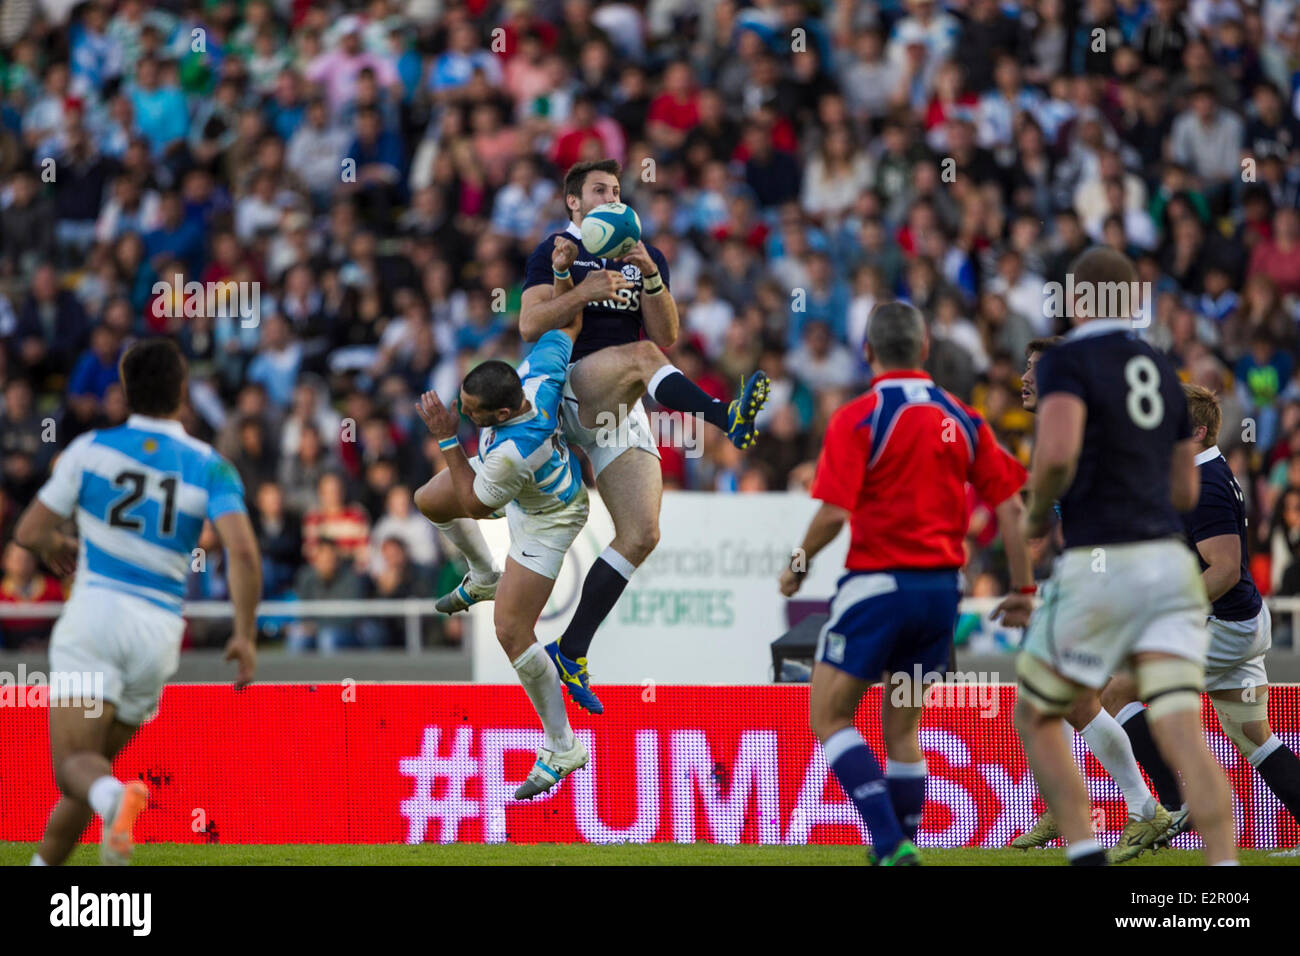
[1021,538,1210,688]
[561,361,660,478]
[505,485,590,579]
[48,586,184,725]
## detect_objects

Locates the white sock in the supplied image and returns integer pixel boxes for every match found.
[434,518,497,582]
[30,853,48,866]
[646,363,679,401]
[1247,735,1283,768]
[1065,837,1102,861]
[599,545,636,580]
[886,758,927,778]
[1114,701,1146,726]
[1080,710,1155,820]
[87,775,124,821]
[512,644,574,753]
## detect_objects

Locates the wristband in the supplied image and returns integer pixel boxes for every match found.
[437,436,460,452]
[553,268,571,281]
[642,270,663,295]
[1017,585,1037,595]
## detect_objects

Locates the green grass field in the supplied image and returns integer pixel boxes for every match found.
[3,842,1297,866]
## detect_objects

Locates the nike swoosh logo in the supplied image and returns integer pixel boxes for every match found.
[522,551,541,558]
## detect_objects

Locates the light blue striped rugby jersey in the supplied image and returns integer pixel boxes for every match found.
[36,415,248,614]
[473,330,584,515]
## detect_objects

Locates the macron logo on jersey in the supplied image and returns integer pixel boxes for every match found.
[863,379,979,468]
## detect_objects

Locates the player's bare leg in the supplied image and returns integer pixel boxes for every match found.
[880,687,927,846]
[1135,651,1236,864]
[810,664,918,865]
[570,340,769,448]
[39,699,148,866]
[1014,701,1098,853]
[493,557,586,798]
[549,343,769,705]
[1013,652,1104,862]
[1209,684,1300,829]
[550,445,661,673]
[414,469,500,612]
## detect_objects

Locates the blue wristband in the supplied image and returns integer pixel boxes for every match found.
[437,436,460,452]
[553,268,571,280]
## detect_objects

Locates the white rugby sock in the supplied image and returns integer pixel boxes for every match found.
[1065,838,1102,862]
[1247,734,1283,768]
[512,644,575,753]
[434,518,497,582]
[1080,710,1156,820]
[30,853,48,866]
[87,776,124,821]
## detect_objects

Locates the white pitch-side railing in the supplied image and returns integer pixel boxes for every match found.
[1,597,1297,655]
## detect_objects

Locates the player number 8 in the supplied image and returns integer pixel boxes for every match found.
[1124,355,1163,430]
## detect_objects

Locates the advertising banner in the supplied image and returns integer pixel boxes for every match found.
[3,684,1297,849]
[469,491,849,684]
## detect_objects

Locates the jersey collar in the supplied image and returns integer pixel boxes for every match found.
[565,221,581,240]
[1194,444,1222,466]
[495,401,537,430]
[1064,318,1134,340]
[127,414,188,438]
[870,370,934,387]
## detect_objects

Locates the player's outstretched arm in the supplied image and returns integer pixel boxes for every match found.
[519,269,631,342]
[779,503,849,597]
[415,391,499,519]
[213,510,261,689]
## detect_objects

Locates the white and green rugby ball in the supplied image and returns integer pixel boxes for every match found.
[579,202,642,258]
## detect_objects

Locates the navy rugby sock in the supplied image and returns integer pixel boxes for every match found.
[647,365,730,431]
[887,760,927,842]
[1253,737,1300,825]
[557,548,636,661]
[825,728,905,857]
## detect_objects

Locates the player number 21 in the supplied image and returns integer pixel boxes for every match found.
[1124,355,1164,430]
[108,470,179,536]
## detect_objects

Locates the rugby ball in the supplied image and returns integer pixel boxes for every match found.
[579,202,642,258]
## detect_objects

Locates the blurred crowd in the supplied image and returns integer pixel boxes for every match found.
[4,0,1300,650]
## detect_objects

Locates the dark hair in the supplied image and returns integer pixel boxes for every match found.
[119,337,186,416]
[1025,336,1063,358]
[462,360,524,412]
[563,159,621,216]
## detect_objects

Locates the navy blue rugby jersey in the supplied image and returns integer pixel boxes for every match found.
[1034,319,1192,549]
[1183,445,1262,622]
[523,222,671,362]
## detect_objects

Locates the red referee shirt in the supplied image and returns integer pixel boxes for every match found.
[811,371,1027,572]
